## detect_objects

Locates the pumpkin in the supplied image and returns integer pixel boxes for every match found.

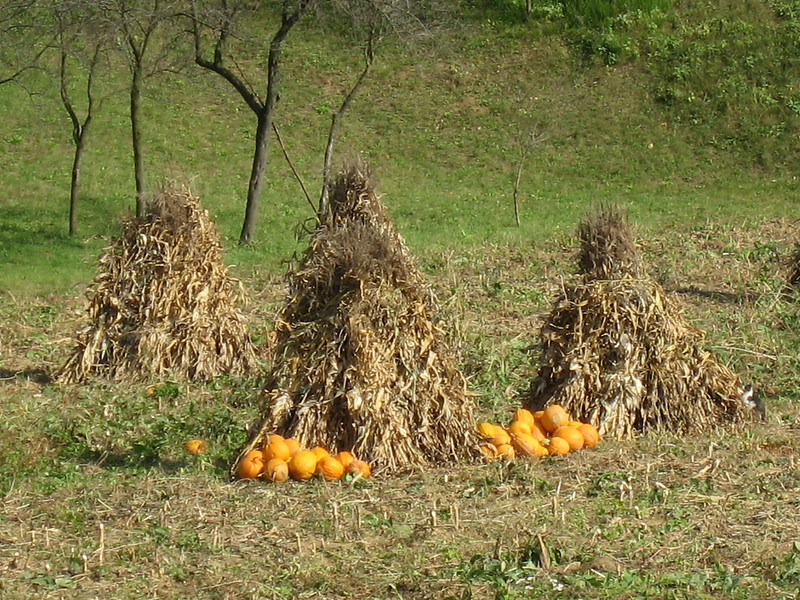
[288,449,319,481]
[347,459,371,478]
[311,446,330,460]
[264,458,289,483]
[577,423,600,448]
[529,421,546,441]
[316,455,345,481]
[512,433,547,458]
[479,443,498,460]
[553,425,584,451]
[235,450,265,479]
[184,439,207,455]
[491,443,513,459]
[283,437,301,457]
[546,436,571,456]
[512,408,536,428]
[336,451,356,469]
[268,433,286,444]
[488,429,512,447]
[540,404,570,433]
[506,420,532,438]
[477,422,499,439]
[262,437,291,462]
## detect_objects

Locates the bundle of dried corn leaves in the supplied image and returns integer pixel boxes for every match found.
[235,163,478,474]
[526,205,747,437]
[57,185,257,383]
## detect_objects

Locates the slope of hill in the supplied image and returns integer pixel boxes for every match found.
[0,0,798,293]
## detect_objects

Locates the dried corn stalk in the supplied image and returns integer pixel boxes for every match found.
[57,185,257,383]
[235,163,478,474]
[526,205,747,437]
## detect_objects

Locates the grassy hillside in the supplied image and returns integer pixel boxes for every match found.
[1,0,799,294]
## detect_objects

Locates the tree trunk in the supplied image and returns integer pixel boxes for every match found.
[131,66,146,217]
[59,46,97,237]
[69,126,90,236]
[240,112,270,244]
[238,18,292,244]
[192,1,311,243]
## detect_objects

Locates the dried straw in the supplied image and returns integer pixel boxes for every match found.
[578,203,645,280]
[234,163,478,474]
[526,205,747,437]
[57,185,257,383]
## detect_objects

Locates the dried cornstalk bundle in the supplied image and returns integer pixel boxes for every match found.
[526,208,747,438]
[525,277,747,438]
[57,185,257,383]
[235,163,478,474]
[578,203,645,280]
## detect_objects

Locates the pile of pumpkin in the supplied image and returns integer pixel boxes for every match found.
[477,404,600,460]
[234,434,372,482]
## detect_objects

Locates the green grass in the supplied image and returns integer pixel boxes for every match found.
[1,3,800,598]
[3,3,800,294]
[2,221,800,599]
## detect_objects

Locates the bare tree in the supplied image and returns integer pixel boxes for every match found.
[511,128,546,227]
[317,0,452,215]
[190,0,317,244]
[105,0,185,217]
[190,0,452,241]
[54,2,109,235]
[317,13,376,215]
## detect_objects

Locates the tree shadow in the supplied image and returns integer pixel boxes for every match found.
[672,285,762,304]
[0,367,53,385]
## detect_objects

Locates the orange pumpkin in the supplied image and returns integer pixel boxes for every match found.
[283,437,301,457]
[553,426,585,451]
[184,439,207,455]
[488,429,512,447]
[316,455,345,481]
[540,404,570,433]
[479,443,498,460]
[512,432,547,458]
[262,437,292,462]
[311,446,330,460]
[506,420,532,438]
[336,451,356,469]
[235,450,265,479]
[268,433,286,444]
[346,459,371,478]
[546,436,571,456]
[529,421,546,441]
[477,422,499,439]
[495,443,516,459]
[577,423,600,448]
[288,449,319,481]
[264,458,289,482]
[512,408,536,428]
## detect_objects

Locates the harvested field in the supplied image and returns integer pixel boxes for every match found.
[0,220,798,599]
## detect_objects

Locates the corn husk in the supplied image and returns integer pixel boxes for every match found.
[57,185,257,383]
[234,163,478,475]
[526,205,747,437]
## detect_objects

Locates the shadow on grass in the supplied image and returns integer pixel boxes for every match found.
[672,285,762,304]
[73,448,231,478]
[0,367,52,384]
